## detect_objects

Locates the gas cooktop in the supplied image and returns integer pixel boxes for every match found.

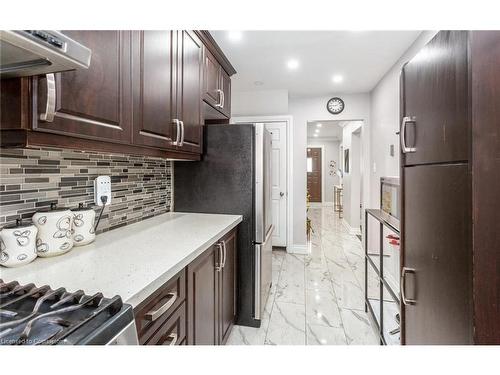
[0,279,137,345]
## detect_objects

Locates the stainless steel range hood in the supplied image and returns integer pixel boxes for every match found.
[0,30,91,78]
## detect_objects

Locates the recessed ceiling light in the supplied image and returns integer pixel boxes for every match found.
[315,128,320,133]
[332,74,344,83]
[227,31,243,42]
[286,59,299,70]
[317,123,322,128]
[313,134,318,137]
[254,80,264,86]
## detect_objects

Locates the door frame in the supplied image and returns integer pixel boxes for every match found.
[307,144,325,205]
[231,115,293,251]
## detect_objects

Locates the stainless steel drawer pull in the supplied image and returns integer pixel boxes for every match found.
[172,119,181,146]
[215,242,223,272]
[401,267,417,305]
[220,90,225,109]
[179,120,185,147]
[221,240,227,268]
[215,89,223,108]
[400,116,416,153]
[166,332,178,346]
[39,73,56,122]
[144,292,178,321]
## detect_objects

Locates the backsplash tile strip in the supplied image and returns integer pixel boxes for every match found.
[0,147,172,233]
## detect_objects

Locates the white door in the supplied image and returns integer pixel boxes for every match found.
[264,122,287,247]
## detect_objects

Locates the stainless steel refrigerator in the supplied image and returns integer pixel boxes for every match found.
[174,123,273,328]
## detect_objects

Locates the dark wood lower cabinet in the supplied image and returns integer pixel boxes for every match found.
[187,228,237,345]
[218,229,237,344]
[187,244,218,345]
[135,228,237,345]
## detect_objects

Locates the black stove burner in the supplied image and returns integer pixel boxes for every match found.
[0,279,125,345]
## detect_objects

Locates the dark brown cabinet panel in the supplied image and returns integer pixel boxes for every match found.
[175,30,203,154]
[219,68,231,118]
[187,245,218,345]
[34,31,132,143]
[131,30,175,149]
[203,47,221,108]
[202,46,231,119]
[403,163,472,344]
[401,31,469,166]
[219,230,237,344]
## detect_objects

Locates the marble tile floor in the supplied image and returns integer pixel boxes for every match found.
[227,205,380,345]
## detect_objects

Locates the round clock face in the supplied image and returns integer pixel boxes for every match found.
[327,97,345,114]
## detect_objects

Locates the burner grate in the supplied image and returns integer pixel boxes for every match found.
[0,279,122,345]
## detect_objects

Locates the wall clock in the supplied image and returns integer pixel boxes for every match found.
[327,97,345,115]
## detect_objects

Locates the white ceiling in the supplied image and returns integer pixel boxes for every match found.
[307,120,344,141]
[211,31,421,97]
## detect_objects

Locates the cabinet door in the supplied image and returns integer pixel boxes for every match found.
[176,30,203,153]
[402,163,472,344]
[219,68,231,118]
[34,31,132,143]
[132,31,175,149]
[219,230,237,344]
[202,47,221,108]
[401,31,469,166]
[187,246,219,345]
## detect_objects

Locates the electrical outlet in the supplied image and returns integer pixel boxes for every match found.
[94,176,112,206]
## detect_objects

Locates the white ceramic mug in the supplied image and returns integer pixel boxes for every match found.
[0,219,38,267]
[32,203,74,257]
[71,203,96,246]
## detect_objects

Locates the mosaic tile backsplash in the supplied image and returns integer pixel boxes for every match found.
[0,147,172,233]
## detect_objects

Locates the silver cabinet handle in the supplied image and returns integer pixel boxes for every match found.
[401,267,417,305]
[215,242,223,272]
[215,89,223,108]
[165,332,178,346]
[39,73,56,122]
[144,292,177,321]
[221,240,227,268]
[172,119,181,146]
[220,90,225,109]
[179,120,185,147]
[400,116,416,153]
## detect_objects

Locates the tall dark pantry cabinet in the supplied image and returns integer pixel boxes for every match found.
[400,31,500,344]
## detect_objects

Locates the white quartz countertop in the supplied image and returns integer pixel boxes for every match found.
[0,212,242,307]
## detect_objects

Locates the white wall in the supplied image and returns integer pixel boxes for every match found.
[306,139,341,202]
[289,94,371,247]
[231,89,289,116]
[340,121,363,232]
[369,31,437,208]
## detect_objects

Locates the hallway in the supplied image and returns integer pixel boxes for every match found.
[227,206,379,345]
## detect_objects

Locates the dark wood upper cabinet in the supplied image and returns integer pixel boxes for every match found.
[34,31,132,143]
[175,30,203,154]
[219,229,237,344]
[401,31,469,166]
[131,30,175,149]
[0,30,235,159]
[203,47,221,108]
[219,68,231,118]
[202,46,232,119]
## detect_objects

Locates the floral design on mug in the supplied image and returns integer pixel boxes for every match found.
[36,238,49,253]
[17,254,28,261]
[37,216,47,225]
[74,234,85,243]
[0,251,8,264]
[53,216,72,239]
[60,242,72,251]
[13,230,31,247]
[73,213,85,227]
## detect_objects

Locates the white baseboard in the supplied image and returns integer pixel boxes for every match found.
[342,219,362,236]
[287,243,309,255]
